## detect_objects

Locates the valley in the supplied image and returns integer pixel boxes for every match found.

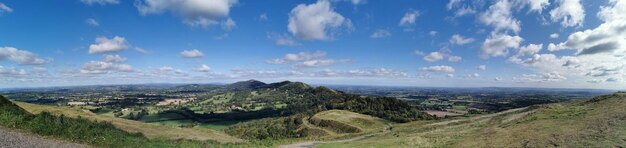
[1,80,622,147]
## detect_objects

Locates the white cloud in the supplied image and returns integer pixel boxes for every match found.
[478,65,487,70]
[288,0,351,40]
[135,0,237,28]
[549,0,626,56]
[549,0,585,27]
[421,65,455,73]
[0,2,13,13]
[221,18,236,31]
[370,29,391,39]
[399,10,419,26]
[468,73,480,78]
[259,13,268,21]
[550,33,559,38]
[196,64,212,72]
[80,0,119,5]
[267,33,299,46]
[513,72,567,83]
[0,66,27,76]
[80,61,133,74]
[285,51,326,61]
[85,18,99,26]
[346,68,408,78]
[480,33,523,58]
[88,36,129,54]
[414,50,426,56]
[479,0,521,33]
[180,49,204,58]
[424,52,444,62]
[455,7,476,17]
[494,77,503,81]
[103,54,127,63]
[297,59,336,68]
[266,59,289,65]
[448,56,462,62]
[449,34,475,45]
[0,47,46,65]
[349,0,366,5]
[515,43,543,57]
[447,0,462,10]
[519,0,550,13]
[159,66,174,72]
[429,31,438,37]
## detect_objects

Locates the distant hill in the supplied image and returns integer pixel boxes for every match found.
[226,79,268,90]
[319,92,626,147]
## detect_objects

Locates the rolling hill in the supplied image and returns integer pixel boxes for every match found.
[318,92,626,147]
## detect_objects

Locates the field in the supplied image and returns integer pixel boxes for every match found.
[13,102,243,143]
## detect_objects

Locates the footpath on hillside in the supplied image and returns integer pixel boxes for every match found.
[0,126,86,148]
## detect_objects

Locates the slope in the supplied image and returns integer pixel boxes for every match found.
[13,101,243,143]
[319,92,626,147]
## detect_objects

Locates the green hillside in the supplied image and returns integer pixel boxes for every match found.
[0,95,229,147]
[319,92,626,147]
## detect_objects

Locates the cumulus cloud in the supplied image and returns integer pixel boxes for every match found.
[521,0,550,13]
[0,2,13,13]
[196,64,212,72]
[399,10,419,26]
[0,47,47,65]
[288,0,352,40]
[421,65,455,73]
[296,59,337,68]
[508,44,543,63]
[550,33,559,38]
[88,36,129,54]
[370,29,391,39]
[285,51,327,61]
[135,0,237,28]
[478,65,487,70]
[448,56,462,62]
[424,52,444,62]
[429,31,438,37]
[180,49,204,58]
[267,32,299,46]
[549,0,585,27]
[80,61,133,74]
[449,34,475,45]
[513,72,567,83]
[480,33,523,58]
[80,0,119,5]
[479,0,521,33]
[266,50,347,68]
[548,0,626,56]
[103,54,127,63]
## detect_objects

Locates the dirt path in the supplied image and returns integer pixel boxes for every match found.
[0,126,87,148]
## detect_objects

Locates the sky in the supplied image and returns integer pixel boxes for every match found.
[0,0,625,89]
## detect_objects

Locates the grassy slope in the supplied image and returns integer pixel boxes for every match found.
[310,110,389,133]
[320,92,626,147]
[14,101,243,143]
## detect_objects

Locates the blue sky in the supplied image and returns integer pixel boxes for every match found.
[0,0,625,89]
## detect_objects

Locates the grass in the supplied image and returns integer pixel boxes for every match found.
[197,121,240,131]
[311,110,389,133]
[318,93,626,147]
[14,101,243,143]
